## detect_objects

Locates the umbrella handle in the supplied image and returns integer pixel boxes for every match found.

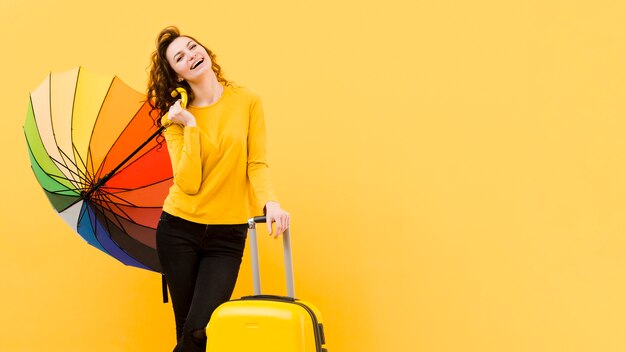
[170,87,188,109]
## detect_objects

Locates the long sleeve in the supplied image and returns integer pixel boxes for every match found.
[160,85,278,224]
[247,96,278,208]
[162,116,203,195]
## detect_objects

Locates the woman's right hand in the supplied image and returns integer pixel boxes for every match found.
[168,99,197,127]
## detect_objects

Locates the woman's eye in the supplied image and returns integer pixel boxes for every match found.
[190,44,197,49]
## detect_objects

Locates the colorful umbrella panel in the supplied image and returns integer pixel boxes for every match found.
[23,67,172,272]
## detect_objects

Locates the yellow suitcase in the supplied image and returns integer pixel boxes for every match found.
[206,216,327,351]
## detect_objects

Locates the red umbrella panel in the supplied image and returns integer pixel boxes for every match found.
[23,67,172,272]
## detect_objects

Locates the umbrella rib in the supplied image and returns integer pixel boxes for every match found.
[76,77,165,198]
[46,188,80,196]
[91,192,128,223]
[105,141,165,177]
[95,123,163,187]
[100,190,133,206]
[95,188,139,207]
[56,146,89,184]
[82,73,114,188]
[48,153,84,181]
[93,98,157,179]
[67,68,80,185]
[71,142,91,189]
[89,76,139,179]
[93,191,136,225]
[27,161,84,193]
[69,68,82,188]
[103,177,173,194]
[47,71,85,186]
[82,202,116,258]
[94,186,170,211]
[88,139,169,196]
[90,186,134,207]
[43,73,75,185]
[83,125,165,199]
[24,93,83,188]
[91,199,158,271]
[87,144,96,187]
[23,131,81,188]
[93,177,172,210]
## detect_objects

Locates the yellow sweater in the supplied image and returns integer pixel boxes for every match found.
[161,85,278,224]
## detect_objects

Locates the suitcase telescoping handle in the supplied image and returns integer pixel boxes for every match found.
[247,216,296,298]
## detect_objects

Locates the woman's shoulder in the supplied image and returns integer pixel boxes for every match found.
[227,84,262,102]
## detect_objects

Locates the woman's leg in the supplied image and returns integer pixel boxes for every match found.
[180,224,248,351]
[156,212,202,343]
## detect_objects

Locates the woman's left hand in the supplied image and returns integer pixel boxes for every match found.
[265,202,290,238]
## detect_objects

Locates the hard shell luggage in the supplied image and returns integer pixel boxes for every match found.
[206,216,327,351]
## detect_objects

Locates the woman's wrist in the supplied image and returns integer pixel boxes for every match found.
[264,201,280,212]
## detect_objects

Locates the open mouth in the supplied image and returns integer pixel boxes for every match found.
[191,58,205,70]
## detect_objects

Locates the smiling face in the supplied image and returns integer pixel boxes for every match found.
[165,36,212,83]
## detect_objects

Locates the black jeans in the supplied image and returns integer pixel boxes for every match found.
[156,211,247,352]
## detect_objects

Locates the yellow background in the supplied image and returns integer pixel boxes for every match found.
[2,0,626,351]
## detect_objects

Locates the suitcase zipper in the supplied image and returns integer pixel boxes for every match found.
[292,301,325,352]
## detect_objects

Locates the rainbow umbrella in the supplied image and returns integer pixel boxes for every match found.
[23,67,173,272]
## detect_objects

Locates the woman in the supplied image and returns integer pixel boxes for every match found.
[147,26,290,351]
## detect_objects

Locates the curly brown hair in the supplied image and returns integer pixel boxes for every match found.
[147,26,230,126]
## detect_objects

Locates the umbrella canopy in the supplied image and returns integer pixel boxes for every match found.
[23,67,173,272]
